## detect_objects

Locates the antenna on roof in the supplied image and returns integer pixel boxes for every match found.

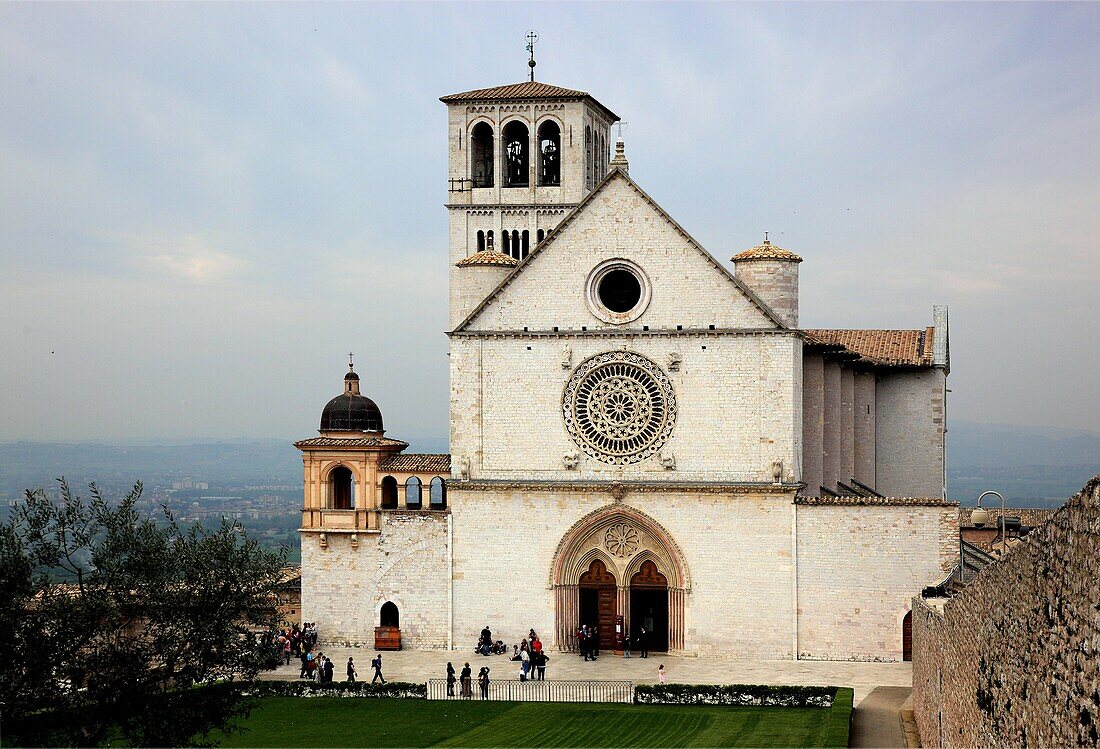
[526,30,539,82]
[764,231,769,243]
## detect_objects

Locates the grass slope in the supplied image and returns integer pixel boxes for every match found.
[216,691,853,748]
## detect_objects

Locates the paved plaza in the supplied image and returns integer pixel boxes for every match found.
[263,647,911,705]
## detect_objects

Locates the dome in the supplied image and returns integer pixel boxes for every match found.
[731,239,802,263]
[320,393,383,432]
[320,362,383,432]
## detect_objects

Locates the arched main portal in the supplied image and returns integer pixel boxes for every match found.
[550,505,690,653]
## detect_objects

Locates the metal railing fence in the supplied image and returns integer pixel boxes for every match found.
[426,678,634,703]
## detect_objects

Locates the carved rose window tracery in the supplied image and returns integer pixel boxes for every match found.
[603,523,640,558]
[562,352,676,465]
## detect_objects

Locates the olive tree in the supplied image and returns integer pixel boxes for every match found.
[0,479,288,746]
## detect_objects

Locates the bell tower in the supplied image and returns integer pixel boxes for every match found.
[441,77,619,328]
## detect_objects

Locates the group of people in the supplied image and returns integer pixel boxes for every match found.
[447,661,491,699]
[274,623,320,666]
[475,626,508,656]
[576,624,651,660]
[512,629,549,681]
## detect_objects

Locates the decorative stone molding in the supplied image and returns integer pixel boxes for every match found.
[319,532,327,549]
[666,352,682,371]
[454,479,801,495]
[349,533,358,549]
[561,344,572,370]
[660,452,676,471]
[609,481,626,501]
[604,523,640,557]
[562,452,579,470]
[459,456,471,481]
[771,460,784,484]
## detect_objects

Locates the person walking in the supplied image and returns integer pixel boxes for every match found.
[371,654,386,684]
[658,664,666,684]
[346,657,357,683]
[623,635,632,658]
[299,650,310,679]
[460,662,472,699]
[536,650,548,681]
[638,627,649,659]
[446,662,456,697]
[478,666,491,699]
[283,637,292,665]
[323,655,335,684]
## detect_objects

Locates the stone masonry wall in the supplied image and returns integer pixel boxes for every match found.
[876,370,946,498]
[912,476,1100,748]
[796,503,957,661]
[301,511,450,649]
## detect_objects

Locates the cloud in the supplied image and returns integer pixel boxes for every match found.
[138,236,246,283]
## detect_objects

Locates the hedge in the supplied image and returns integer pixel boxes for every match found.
[242,680,426,699]
[634,683,838,707]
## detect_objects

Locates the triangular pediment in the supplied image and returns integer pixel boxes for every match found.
[456,170,785,333]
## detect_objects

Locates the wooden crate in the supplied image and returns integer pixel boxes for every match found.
[375,625,401,651]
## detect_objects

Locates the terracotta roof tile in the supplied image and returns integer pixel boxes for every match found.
[455,250,518,268]
[440,81,619,121]
[804,327,936,367]
[731,240,802,263]
[379,453,451,473]
[294,436,408,449]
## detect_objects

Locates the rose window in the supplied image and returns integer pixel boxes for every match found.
[562,352,676,465]
[604,523,640,558]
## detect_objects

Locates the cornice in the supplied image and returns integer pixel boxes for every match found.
[451,479,802,495]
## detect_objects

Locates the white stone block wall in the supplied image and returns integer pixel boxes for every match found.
[876,370,947,498]
[795,504,956,660]
[448,487,797,658]
[449,333,801,483]
[301,512,450,649]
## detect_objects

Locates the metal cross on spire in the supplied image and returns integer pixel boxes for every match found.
[526,30,539,82]
[348,352,354,370]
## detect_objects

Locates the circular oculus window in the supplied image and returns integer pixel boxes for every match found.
[585,260,651,324]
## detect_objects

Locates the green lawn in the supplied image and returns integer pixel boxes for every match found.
[215,691,852,748]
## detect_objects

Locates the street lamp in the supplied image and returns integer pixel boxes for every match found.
[960,490,1005,585]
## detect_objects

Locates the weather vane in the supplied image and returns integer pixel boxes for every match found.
[526,30,539,82]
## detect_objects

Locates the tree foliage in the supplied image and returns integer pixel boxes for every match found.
[0,479,288,746]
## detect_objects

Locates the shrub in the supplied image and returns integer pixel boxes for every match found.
[243,681,426,699]
[634,683,837,707]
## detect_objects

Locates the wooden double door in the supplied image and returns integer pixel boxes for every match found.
[579,559,618,650]
[578,558,671,652]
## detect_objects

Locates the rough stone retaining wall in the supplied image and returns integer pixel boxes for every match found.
[912,476,1100,748]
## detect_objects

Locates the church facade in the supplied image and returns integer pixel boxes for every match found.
[296,80,958,661]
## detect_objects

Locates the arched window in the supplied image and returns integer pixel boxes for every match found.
[521,230,530,258]
[585,125,592,188]
[430,477,446,509]
[331,466,353,510]
[405,476,422,509]
[476,230,485,252]
[486,230,494,251]
[537,229,545,243]
[502,121,530,187]
[470,122,494,188]
[511,230,520,259]
[381,476,398,509]
[502,230,511,256]
[380,601,399,628]
[538,120,561,186]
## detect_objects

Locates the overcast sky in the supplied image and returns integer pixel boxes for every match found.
[1,2,1098,443]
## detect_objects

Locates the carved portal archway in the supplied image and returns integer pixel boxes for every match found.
[550,505,690,653]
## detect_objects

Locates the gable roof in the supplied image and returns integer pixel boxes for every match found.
[803,328,936,368]
[440,81,619,122]
[379,453,451,473]
[452,168,788,332]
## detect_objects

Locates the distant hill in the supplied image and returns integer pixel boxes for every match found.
[0,424,1095,506]
[948,421,1100,467]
